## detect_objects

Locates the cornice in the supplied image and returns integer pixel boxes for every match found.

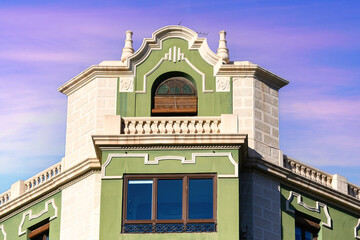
[245,157,360,214]
[218,63,289,89]
[92,133,248,160]
[0,158,101,219]
[58,65,132,96]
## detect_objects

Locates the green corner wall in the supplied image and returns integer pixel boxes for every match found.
[0,192,61,240]
[281,185,360,240]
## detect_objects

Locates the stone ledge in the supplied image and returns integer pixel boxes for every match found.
[245,157,360,214]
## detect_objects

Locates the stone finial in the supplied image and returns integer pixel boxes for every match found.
[217,30,229,63]
[121,30,134,62]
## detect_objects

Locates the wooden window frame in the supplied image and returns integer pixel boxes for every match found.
[28,222,49,240]
[295,214,320,240]
[152,77,197,116]
[122,174,217,232]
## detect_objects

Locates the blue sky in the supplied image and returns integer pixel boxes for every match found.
[0,0,360,193]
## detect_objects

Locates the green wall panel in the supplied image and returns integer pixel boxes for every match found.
[0,192,61,240]
[99,149,240,240]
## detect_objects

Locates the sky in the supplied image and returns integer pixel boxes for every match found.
[0,0,359,193]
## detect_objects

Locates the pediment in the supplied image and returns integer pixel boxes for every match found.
[126,25,223,75]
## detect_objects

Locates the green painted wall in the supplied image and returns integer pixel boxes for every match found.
[118,38,232,117]
[0,192,61,240]
[99,149,240,240]
[281,185,360,240]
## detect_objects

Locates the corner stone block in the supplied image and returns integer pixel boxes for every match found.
[103,115,121,135]
[11,180,25,199]
[332,174,348,194]
[221,114,238,133]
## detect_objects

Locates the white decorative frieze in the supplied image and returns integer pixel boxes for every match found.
[102,152,237,179]
[216,77,230,92]
[119,77,134,92]
[18,198,58,236]
[286,191,332,228]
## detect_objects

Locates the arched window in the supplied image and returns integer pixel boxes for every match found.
[152,77,197,116]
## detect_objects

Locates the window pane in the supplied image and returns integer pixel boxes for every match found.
[127,180,153,220]
[295,227,302,240]
[189,178,213,219]
[157,179,182,219]
[305,230,313,240]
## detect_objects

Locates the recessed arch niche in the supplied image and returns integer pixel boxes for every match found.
[151,72,197,116]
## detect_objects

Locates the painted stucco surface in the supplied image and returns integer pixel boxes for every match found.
[118,38,232,117]
[0,192,61,240]
[99,149,240,240]
[281,185,360,239]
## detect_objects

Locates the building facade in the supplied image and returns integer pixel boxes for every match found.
[0,25,359,240]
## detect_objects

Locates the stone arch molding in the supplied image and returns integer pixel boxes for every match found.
[102,152,237,179]
[286,191,332,228]
[18,198,58,236]
[135,45,212,94]
[126,25,223,81]
[0,225,6,240]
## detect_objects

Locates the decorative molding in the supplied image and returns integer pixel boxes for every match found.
[164,46,185,62]
[127,26,222,74]
[0,225,6,240]
[102,152,237,179]
[216,77,230,92]
[286,191,332,228]
[102,154,149,179]
[119,77,134,92]
[355,219,360,239]
[100,144,242,151]
[135,54,212,94]
[18,198,58,236]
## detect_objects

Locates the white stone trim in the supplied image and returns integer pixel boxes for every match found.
[286,191,332,228]
[0,225,6,240]
[355,219,360,239]
[102,152,237,179]
[18,198,58,236]
[184,58,213,93]
[102,153,149,179]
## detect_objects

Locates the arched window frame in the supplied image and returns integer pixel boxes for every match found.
[152,76,198,116]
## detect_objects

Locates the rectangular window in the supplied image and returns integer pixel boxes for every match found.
[28,222,49,240]
[123,174,217,233]
[295,214,320,240]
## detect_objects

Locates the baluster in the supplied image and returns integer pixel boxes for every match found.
[129,121,136,134]
[159,121,166,134]
[196,120,204,133]
[151,121,159,134]
[174,121,181,134]
[144,120,151,134]
[204,120,211,133]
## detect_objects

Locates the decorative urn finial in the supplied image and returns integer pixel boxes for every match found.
[217,30,229,63]
[121,30,134,62]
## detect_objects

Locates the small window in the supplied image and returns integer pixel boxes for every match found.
[28,222,49,240]
[123,174,216,233]
[152,77,197,116]
[295,214,320,240]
